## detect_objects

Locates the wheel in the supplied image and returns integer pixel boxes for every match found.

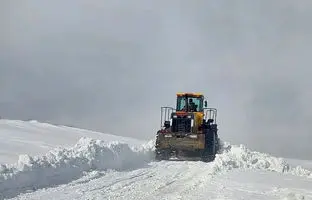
[201,126,218,162]
[200,149,216,162]
[201,154,215,162]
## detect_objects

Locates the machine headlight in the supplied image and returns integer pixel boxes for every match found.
[164,134,172,137]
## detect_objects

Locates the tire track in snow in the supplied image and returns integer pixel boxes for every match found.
[111,161,216,200]
[149,161,218,199]
[13,161,214,200]
[6,139,312,200]
[88,170,153,194]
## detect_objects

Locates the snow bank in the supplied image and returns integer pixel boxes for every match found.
[0,119,146,164]
[0,137,154,199]
[282,192,306,200]
[213,140,312,177]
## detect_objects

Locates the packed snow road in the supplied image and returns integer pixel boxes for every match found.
[0,120,312,200]
[15,161,216,200]
[8,161,312,200]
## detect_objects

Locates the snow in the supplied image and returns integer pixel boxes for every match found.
[7,161,312,200]
[0,119,144,164]
[0,119,311,200]
[212,141,312,177]
[0,137,154,199]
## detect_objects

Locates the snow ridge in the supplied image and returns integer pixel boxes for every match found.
[213,140,312,177]
[0,136,311,199]
[0,137,154,199]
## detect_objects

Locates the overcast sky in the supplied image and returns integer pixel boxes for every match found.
[1,0,312,160]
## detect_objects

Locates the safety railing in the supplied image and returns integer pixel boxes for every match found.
[160,106,175,129]
[204,108,217,124]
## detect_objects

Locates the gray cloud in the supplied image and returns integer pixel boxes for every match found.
[1,0,312,160]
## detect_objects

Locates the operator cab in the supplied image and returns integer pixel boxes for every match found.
[176,93,207,112]
[158,92,214,133]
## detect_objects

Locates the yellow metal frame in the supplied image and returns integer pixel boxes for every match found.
[175,92,206,133]
[176,92,203,98]
[157,134,206,150]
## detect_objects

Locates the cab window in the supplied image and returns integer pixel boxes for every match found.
[176,96,203,112]
[176,96,187,111]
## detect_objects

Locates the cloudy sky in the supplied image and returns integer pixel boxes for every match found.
[1,0,312,160]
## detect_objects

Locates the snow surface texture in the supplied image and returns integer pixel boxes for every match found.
[1,138,311,199]
[0,119,144,164]
[0,119,311,199]
[212,140,312,177]
[283,193,307,200]
[0,137,154,199]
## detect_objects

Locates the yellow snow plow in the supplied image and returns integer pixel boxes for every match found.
[155,92,220,162]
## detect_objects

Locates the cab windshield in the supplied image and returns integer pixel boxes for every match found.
[176,96,203,112]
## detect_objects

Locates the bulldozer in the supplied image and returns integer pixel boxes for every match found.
[155,92,220,162]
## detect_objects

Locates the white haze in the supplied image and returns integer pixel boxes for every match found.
[1,0,312,160]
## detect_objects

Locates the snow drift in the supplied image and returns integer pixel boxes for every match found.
[213,140,312,177]
[0,136,311,199]
[0,137,154,199]
[0,119,145,164]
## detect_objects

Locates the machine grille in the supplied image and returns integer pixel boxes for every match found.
[171,117,191,133]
